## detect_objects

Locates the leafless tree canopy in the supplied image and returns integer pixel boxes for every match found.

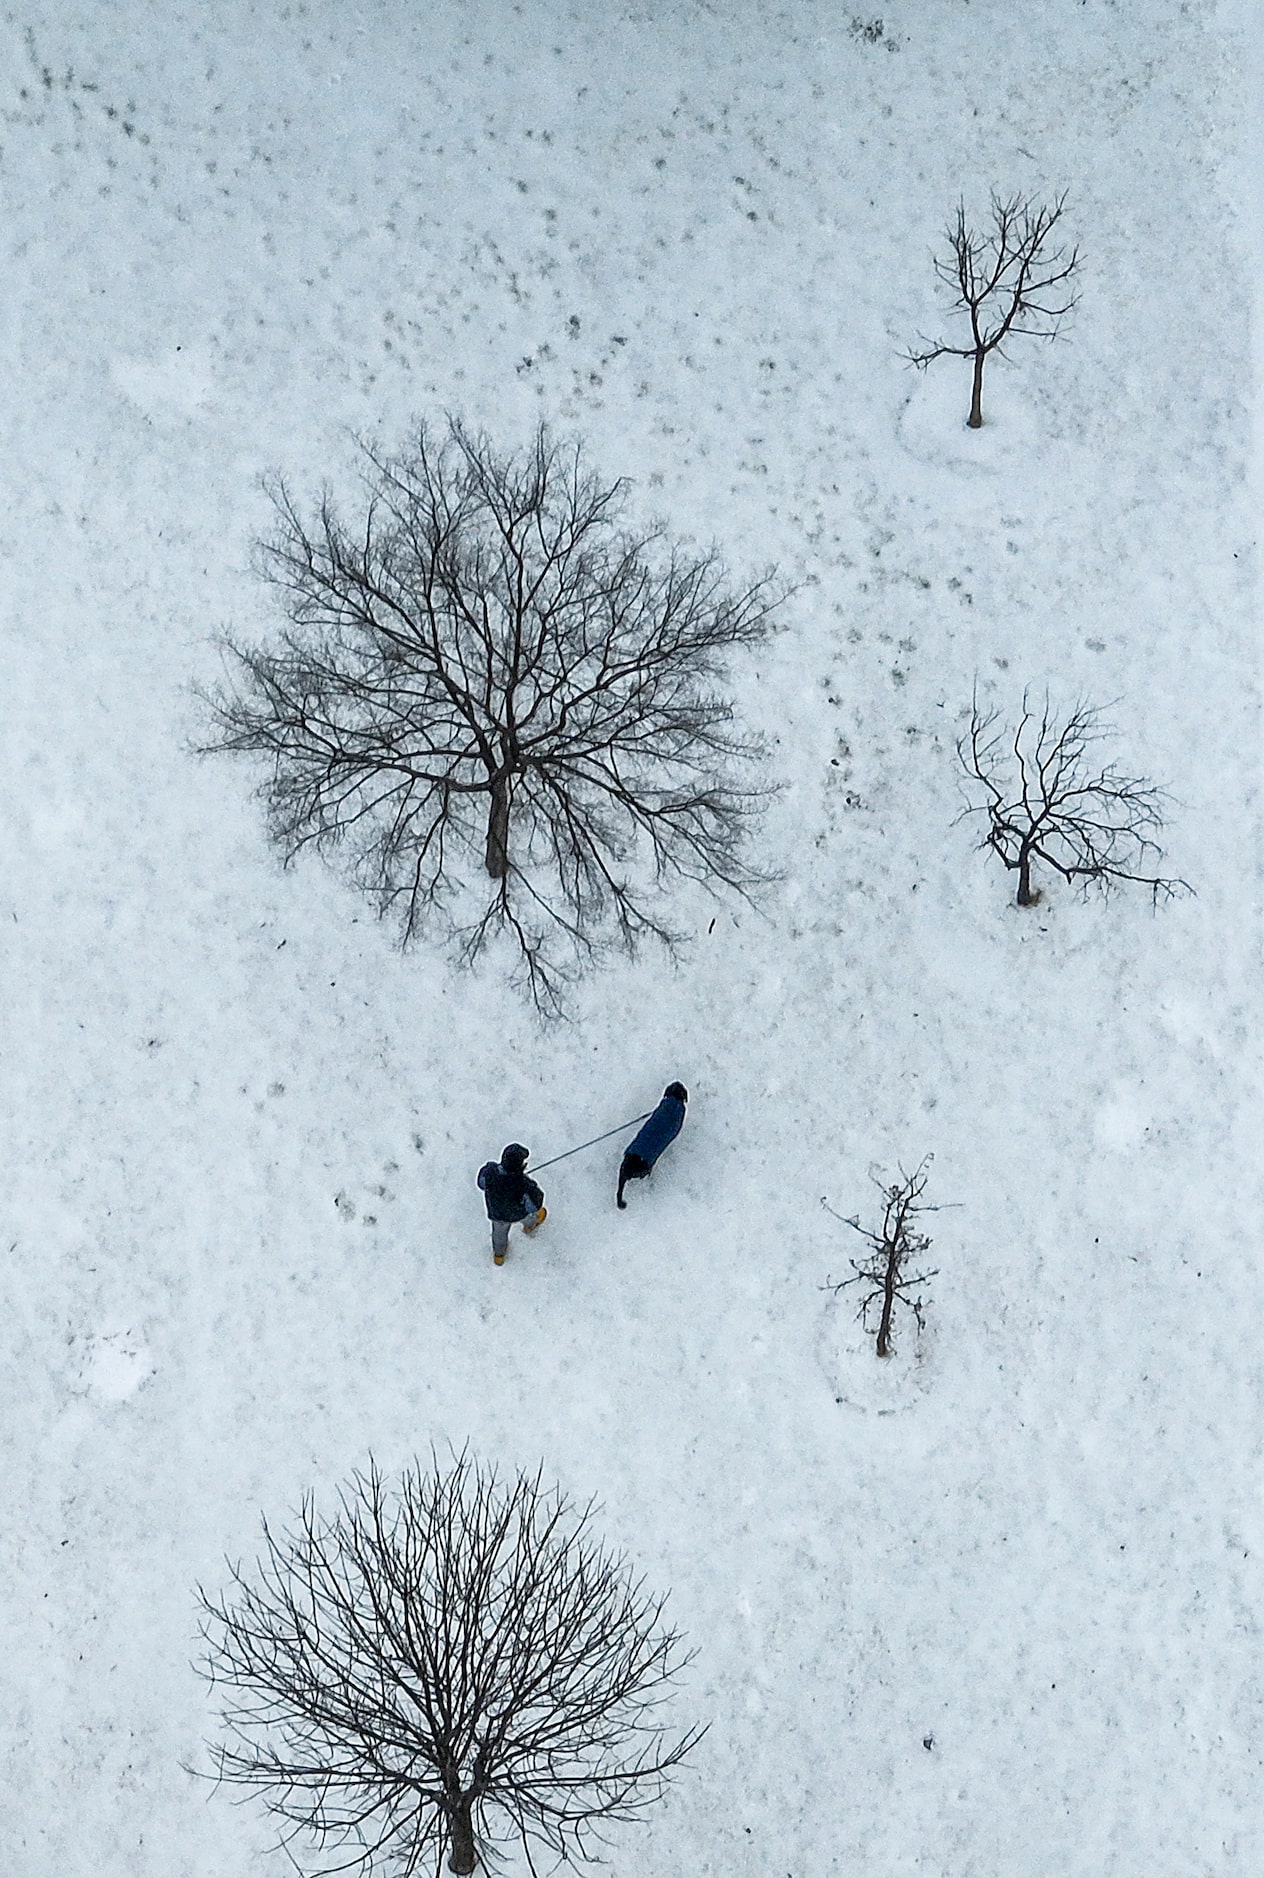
[958,689,1188,908]
[824,1158,938,1359]
[906,191,1081,427]
[197,1455,704,1878]
[199,419,780,1012]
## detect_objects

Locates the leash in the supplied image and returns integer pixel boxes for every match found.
[530,1112,652,1173]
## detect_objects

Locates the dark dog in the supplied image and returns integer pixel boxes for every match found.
[616,1083,688,1208]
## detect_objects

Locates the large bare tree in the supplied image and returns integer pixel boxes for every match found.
[200,420,780,1011]
[958,689,1188,907]
[906,191,1081,427]
[197,1455,705,1877]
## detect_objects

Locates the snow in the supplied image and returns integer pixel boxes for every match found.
[3,1,1262,1873]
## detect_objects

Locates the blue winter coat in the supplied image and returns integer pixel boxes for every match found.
[478,1161,544,1222]
[625,1094,686,1169]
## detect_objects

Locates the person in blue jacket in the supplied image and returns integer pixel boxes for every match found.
[617,1083,688,1208]
[478,1143,546,1265]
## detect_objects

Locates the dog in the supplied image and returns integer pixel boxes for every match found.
[617,1082,688,1208]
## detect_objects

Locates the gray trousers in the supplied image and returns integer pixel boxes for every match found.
[491,1209,538,1255]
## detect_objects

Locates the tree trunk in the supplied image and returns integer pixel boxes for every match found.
[967,348,986,428]
[1016,846,1039,907]
[447,1798,477,1875]
[484,774,511,879]
[876,1252,897,1358]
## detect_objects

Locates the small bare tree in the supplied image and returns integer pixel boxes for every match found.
[906,191,1081,427]
[197,1455,704,1877]
[199,419,780,1012]
[958,689,1188,908]
[824,1159,938,1359]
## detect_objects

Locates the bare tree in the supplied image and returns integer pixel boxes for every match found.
[197,1455,705,1877]
[906,191,1081,427]
[958,689,1188,908]
[823,1158,938,1359]
[198,419,781,1013]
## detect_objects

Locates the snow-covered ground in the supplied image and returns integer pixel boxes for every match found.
[4,2,1262,1872]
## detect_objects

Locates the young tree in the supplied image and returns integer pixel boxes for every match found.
[906,191,1081,427]
[199,420,781,1013]
[197,1455,705,1877]
[958,689,1188,908]
[823,1158,938,1359]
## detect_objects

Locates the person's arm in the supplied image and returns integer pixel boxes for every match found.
[478,1164,492,1191]
[525,1176,544,1208]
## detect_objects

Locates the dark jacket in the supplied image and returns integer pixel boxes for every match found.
[626,1093,686,1170]
[478,1161,544,1222]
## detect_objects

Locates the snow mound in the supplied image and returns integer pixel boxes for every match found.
[816,1290,934,1416]
[896,359,1044,472]
[110,347,214,418]
[1093,1083,1152,1150]
[73,1328,156,1403]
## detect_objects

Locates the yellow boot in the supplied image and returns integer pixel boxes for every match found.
[522,1206,547,1236]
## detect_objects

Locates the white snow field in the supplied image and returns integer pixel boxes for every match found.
[4,2,1263,1873]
